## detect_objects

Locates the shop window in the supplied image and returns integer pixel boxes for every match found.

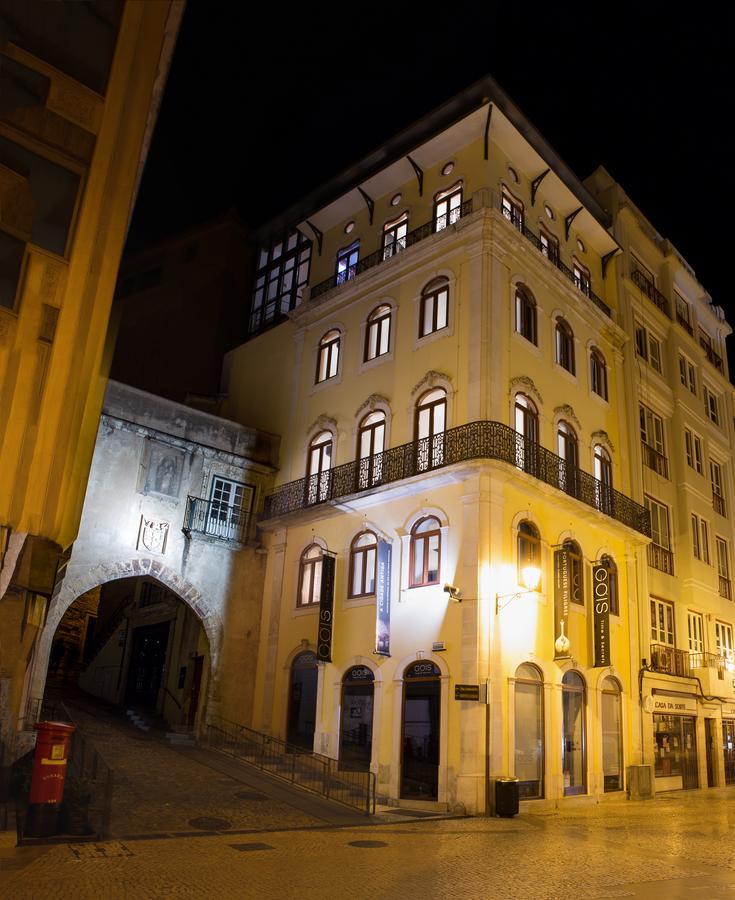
[316,330,340,383]
[419,277,449,337]
[601,677,622,792]
[561,671,586,796]
[653,714,698,789]
[340,666,374,771]
[409,516,441,588]
[514,663,544,799]
[515,285,537,345]
[349,531,377,598]
[589,347,608,400]
[364,304,391,361]
[297,545,323,607]
[555,317,575,374]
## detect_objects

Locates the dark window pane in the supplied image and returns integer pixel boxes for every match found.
[0,230,24,309]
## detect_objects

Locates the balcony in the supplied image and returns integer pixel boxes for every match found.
[641,442,669,479]
[262,420,651,535]
[310,200,473,300]
[650,644,691,677]
[714,493,727,518]
[500,200,611,318]
[631,269,670,317]
[183,496,249,543]
[720,576,732,600]
[648,543,674,575]
[676,311,693,336]
[700,339,724,373]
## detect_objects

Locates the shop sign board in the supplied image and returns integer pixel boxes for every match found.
[316,553,336,662]
[648,694,698,715]
[454,684,484,702]
[553,549,571,659]
[374,539,392,656]
[592,562,610,667]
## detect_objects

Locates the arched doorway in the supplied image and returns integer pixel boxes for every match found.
[562,670,586,796]
[401,660,441,800]
[287,651,318,749]
[339,665,374,771]
[42,575,211,731]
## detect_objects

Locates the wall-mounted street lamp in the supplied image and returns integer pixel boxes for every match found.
[443,583,462,602]
[495,566,541,614]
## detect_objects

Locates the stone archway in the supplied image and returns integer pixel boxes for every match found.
[25,557,223,721]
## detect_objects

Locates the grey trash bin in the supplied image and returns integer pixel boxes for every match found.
[494,776,519,817]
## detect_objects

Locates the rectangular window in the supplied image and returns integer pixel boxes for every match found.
[207,477,252,541]
[675,292,692,332]
[383,214,408,260]
[645,496,673,574]
[435,183,463,231]
[688,611,705,654]
[704,386,720,426]
[336,241,359,285]
[573,260,591,296]
[711,460,726,517]
[639,404,668,477]
[684,429,703,475]
[678,354,697,394]
[691,514,701,560]
[539,228,559,263]
[716,622,734,663]
[632,254,655,284]
[250,230,311,333]
[650,597,675,646]
[501,189,524,230]
[634,322,662,373]
[717,537,731,600]
[691,514,710,563]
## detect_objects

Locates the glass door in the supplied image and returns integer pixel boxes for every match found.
[562,671,586,796]
[401,662,441,800]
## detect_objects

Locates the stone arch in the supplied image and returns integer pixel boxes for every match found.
[28,557,222,711]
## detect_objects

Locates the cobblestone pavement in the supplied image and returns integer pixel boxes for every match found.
[4,789,735,899]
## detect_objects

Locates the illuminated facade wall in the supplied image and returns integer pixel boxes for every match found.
[224,79,729,811]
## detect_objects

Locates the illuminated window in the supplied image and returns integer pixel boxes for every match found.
[501,188,524,230]
[415,388,446,471]
[419,277,449,337]
[515,285,537,345]
[594,445,613,515]
[364,304,391,361]
[250,229,311,333]
[383,213,408,260]
[555,317,575,374]
[716,621,734,663]
[349,531,377,598]
[336,241,359,285]
[357,411,386,489]
[514,663,544,799]
[634,322,662,374]
[517,521,541,588]
[589,347,608,400]
[514,393,539,475]
[306,431,333,505]
[601,677,622,792]
[572,260,591,296]
[650,596,674,646]
[297,544,323,607]
[316,330,340,383]
[539,227,559,263]
[409,516,441,587]
[434,182,463,232]
[688,610,705,653]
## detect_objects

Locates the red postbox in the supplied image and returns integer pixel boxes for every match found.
[25,721,76,838]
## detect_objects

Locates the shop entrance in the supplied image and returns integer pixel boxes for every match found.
[653,714,698,790]
[401,661,441,800]
[705,718,718,787]
[562,671,586,796]
[723,720,735,785]
[287,651,318,750]
[339,666,374,771]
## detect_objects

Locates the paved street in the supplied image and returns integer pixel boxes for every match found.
[3,787,735,898]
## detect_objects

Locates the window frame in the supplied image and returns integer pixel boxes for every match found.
[382,212,408,260]
[563,539,584,606]
[716,621,735,663]
[419,278,450,338]
[555,316,575,375]
[572,259,591,296]
[589,347,608,400]
[364,304,392,362]
[539,226,560,264]
[517,521,541,588]
[434,182,463,232]
[644,495,671,551]
[297,543,323,608]
[650,596,675,647]
[515,285,537,345]
[348,531,378,599]
[704,385,721,426]
[315,329,341,384]
[336,241,359,285]
[409,516,442,588]
[501,188,524,230]
[678,353,697,394]
[687,610,705,654]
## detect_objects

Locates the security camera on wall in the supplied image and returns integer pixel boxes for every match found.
[443,583,462,602]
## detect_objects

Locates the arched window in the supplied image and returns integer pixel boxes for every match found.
[298,545,323,607]
[306,431,333,504]
[563,540,584,606]
[357,411,386,489]
[383,213,408,260]
[600,554,619,616]
[518,521,541,588]
[364,304,391,361]
[555,317,575,374]
[562,670,586,795]
[590,347,608,399]
[316,329,340,383]
[514,663,544,799]
[434,182,462,232]
[419,278,449,337]
[515,286,537,345]
[601,676,622,792]
[594,445,613,515]
[514,394,539,475]
[349,531,377,598]
[415,388,446,471]
[557,421,578,494]
[409,516,441,587]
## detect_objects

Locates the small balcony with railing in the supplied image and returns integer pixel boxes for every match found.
[649,644,691,677]
[714,492,727,518]
[700,339,724,374]
[641,442,669,479]
[630,268,670,317]
[647,543,674,575]
[676,310,693,335]
[183,496,250,544]
[649,644,735,692]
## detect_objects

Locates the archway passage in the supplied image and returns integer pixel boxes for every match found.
[44,576,210,731]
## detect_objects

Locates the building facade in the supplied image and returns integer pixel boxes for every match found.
[0,1,183,778]
[220,78,683,813]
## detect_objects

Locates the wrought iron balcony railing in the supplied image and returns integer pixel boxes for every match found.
[649,644,691,677]
[700,339,724,373]
[714,493,727,518]
[262,421,650,535]
[631,269,670,317]
[183,495,249,543]
[310,200,473,300]
[641,441,669,479]
[720,576,732,600]
[499,199,612,318]
[676,312,693,336]
[647,543,674,575]
[689,650,728,672]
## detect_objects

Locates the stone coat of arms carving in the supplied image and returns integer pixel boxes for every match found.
[137,516,169,555]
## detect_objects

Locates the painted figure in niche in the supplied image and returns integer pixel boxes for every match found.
[155,456,177,495]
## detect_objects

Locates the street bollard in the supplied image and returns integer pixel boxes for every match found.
[24,721,76,838]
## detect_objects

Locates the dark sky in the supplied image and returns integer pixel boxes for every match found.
[128,3,735,322]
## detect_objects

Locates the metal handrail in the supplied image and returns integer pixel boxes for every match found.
[184,495,249,543]
[700,339,724,373]
[631,269,670,317]
[205,716,375,815]
[641,441,669,479]
[647,543,674,575]
[650,644,690,677]
[310,200,474,299]
[263,420,650,536]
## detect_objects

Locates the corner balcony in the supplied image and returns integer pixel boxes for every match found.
[183,496,249,543]
[262,421,650,536]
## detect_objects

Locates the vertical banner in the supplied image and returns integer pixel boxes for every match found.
[375,539,392,656]
[554,549,571,659]
[316,553,336,662]
[592,562,611,667]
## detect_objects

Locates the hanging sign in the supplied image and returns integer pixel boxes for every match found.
[592,562,611,667]
[554,549,571,659]
[374,539,392,656]
[316,553,336,662]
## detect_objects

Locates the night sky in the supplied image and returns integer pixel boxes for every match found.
[128,3,735,328]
